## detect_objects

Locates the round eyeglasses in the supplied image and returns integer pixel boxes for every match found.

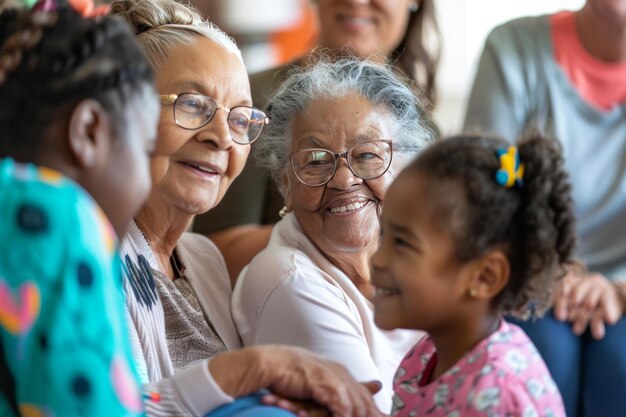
[290,140,393,187]
[160,93,269,145]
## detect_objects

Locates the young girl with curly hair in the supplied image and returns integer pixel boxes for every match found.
[0,0,158,415]
[371,134,577,416]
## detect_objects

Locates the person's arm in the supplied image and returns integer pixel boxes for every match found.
[138,346,382,417]
[239,269,391,411]
[140,359,233,417]
[463,22,534,141]
[207,225,272,286]
[210,346,383,417]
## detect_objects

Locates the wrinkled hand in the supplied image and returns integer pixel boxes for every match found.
[553,271,624,340]
[210,346,383,417]
[262,381,382,417]
[259,346,383,417]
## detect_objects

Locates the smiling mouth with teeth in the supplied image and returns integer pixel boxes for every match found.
[185,163,217,174]
[328,201,368,214]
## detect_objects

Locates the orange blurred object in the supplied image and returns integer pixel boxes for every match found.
[269,0,318,64]
[68,0,93,16]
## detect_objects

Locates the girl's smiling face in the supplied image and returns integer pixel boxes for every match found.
[370,171,477,332]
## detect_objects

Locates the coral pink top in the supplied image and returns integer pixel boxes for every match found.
[551,11,626,111]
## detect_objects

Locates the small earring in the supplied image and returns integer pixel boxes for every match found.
[408,1,419,12]
[279,206,288,218]
[469,288,478,298]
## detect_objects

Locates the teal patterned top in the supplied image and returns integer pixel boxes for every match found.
[0,158,143,417]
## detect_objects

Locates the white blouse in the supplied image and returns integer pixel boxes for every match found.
[232,212,423,413]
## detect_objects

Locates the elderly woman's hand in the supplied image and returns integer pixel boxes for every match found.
[554,271,626,340]
[209,346,382,417]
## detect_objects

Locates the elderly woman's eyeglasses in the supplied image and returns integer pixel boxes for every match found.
[160,93,269,145]
[290,140,393,187]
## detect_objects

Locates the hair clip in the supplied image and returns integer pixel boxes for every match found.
[495,146,524,188]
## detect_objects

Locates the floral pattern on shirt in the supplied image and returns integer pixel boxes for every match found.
[392,320,565,417]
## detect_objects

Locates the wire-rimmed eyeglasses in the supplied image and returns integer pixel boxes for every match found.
[290,140,393,187]
[160,93,269,145]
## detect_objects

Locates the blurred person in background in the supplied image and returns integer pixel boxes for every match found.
[464,1,626,416]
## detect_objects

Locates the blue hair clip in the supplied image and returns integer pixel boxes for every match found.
[495,146,524,188]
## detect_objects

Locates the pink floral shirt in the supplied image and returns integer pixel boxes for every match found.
[392,320,565,417]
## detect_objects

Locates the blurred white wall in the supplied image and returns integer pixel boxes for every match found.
[434,0,585,134]
[221,0,300,33]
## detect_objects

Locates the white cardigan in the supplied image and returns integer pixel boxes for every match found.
[232,213,423,413]
[121,222,240,417]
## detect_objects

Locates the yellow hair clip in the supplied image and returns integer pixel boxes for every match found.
[495,146,524,188]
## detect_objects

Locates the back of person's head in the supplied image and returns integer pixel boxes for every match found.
[392,0,440,105]
[110,0,241,71]
[0,0,154,160]
[407,133,577,319]
[257,57,434,198]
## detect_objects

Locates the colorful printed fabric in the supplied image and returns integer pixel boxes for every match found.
[392,320,565,417]
[0,158,143,417]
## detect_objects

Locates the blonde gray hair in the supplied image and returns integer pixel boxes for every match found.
[110,0,241,71]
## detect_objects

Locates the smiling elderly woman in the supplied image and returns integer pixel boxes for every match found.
[232,58,434,413]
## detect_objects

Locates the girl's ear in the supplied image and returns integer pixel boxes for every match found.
[67,99,111,169]
[466,251,510,299]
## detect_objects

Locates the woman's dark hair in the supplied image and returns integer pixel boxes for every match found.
[391,0,440,106]
[0,0,154,158]
[407,133,577,319]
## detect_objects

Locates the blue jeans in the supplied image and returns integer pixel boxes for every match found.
[205,393,298,417]
[509,312,626,417]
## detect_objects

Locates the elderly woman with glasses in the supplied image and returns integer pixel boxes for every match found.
[232,58,434,413]
[107,2,381,417]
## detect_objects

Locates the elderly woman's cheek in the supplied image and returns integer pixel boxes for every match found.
[215,144,250,207]
[228,144,250,182]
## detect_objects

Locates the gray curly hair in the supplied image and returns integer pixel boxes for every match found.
[254,58,435,198]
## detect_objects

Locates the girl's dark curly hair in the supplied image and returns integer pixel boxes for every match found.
[407,133,577,319]
[0,0,154,158]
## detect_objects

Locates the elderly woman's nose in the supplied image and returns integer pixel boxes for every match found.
[197,109,233,150]
[328,158,362,189]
